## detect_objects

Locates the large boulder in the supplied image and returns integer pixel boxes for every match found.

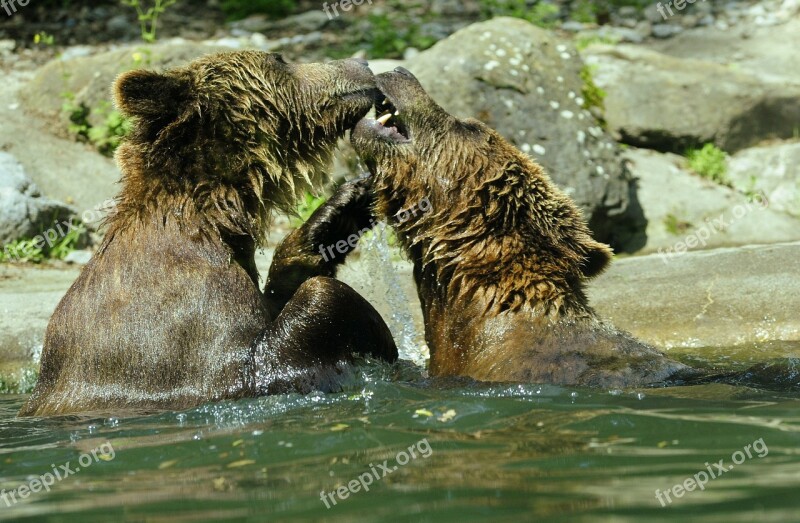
[620,148,800,254]
[0,152,76,248]
[401,17,644,249]
[582,44,800,153]
[589,242,800,349]
[645,16,800,84]
[728,142,800,219]
[20,41,232,136]
[0,63,120,212]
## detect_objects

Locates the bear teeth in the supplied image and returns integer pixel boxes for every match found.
[376,113,393,125]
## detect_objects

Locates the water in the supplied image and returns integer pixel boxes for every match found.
[2,235,799,521]
[1,360,800,522]
[360,223,429,367]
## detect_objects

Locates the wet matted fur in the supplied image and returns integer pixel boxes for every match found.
[350,68,688,388]
[20,52,397,417]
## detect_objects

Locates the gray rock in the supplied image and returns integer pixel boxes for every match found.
[694,1,713,15]
[697,14,715,26]
[231,10,330,34]
[619,148,800,254]
[644,17,800,83]
[229,14,271,33]
[652,23,683,38]
[274,10,331,33]
[403,47,420,60]
[0,153,76,247]
[431,0,481,16]
[582,44,800,152]
[402,17,644,248]
[728,142,800,218]
[680,14,699,28]
[105,14,134,39]
[561,21,587,32]
[20,42,234,136]
[644,3,669,23]
[63,249,93,265]
[0,68,120,212]
[634,20,652,38]
[0,264,82,367]
[589,242,800,349]
[0,39,15,56]
[605,26,645,43]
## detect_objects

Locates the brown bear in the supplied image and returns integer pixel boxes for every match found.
[19,51,397,417]
[349,67,689,388]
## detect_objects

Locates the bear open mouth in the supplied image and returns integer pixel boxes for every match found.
[364,93,411,143]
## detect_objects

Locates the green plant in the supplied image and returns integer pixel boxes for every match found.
[579,65,606,126]
[741,175,758,202]
[33,31,55,46]
[663,213,691,236]
[0,238,45,263]
[0,220,86,264]
[61,92,91,140]
[49,222,87,260]
[221,0,295,20]
[61,96,133,157]
[121,0,177,43]
[364,14,437,59]
[88,105,134,157]
[575,32,621,50]
[291,192,327,227]
[479,0,561,28]
[570,0,596,23]
[686,144,730,186]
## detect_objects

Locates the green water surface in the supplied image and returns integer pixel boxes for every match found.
[1,347,799,523]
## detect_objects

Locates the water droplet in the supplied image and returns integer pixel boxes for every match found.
[87,424,97,434]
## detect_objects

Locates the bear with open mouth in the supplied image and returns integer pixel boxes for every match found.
[19,52,397,417]
[349,67,691,388]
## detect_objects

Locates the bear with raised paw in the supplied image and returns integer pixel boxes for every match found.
[19,52,397,417]
[350,67,691,388]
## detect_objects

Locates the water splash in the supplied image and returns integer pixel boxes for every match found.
[360,222,429,368]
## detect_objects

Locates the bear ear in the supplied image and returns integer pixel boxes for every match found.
[113,69,192,119]
[579,240,613,279]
